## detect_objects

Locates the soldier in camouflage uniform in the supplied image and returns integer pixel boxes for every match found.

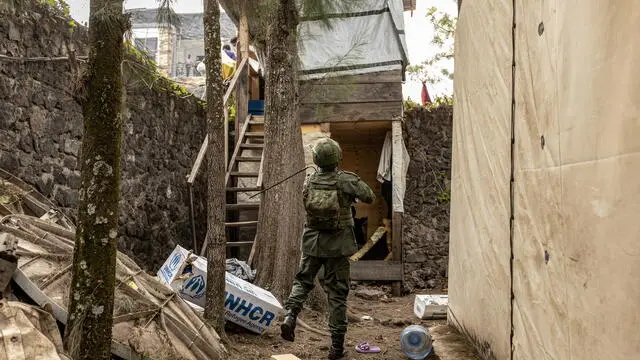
[281,138,375,360]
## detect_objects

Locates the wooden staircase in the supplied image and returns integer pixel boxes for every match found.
[186,57,265,260]
[193,114,265,257]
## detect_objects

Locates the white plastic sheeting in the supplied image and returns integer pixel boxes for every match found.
[450,1,640,359]
[298,0,408,80]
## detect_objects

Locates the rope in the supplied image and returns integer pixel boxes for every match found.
[248,165,316,199]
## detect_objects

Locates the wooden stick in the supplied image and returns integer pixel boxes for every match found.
[349,227,386,262]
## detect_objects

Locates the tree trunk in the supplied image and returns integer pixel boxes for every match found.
[203,0,227,336]
[253,0,305,301]
[63,0,126,359]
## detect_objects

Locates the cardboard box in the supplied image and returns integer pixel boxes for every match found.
[270,355,301,360]
[414,294,448,320]
[157,245,283,334]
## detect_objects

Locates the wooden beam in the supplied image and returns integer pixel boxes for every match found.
[188,58,248,184]
[235,11,250,147]
[300,102,402,123]
[350,227,386,261]
[302,70,402,85]
[225,114,252,187]
[317,261,403,281]
[187,134,208,184]
[391,119,404,296]
[300,82,402,104]
[256,150,265,188]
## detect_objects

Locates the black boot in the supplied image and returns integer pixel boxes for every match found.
[328,334,346,360]
[280,310,297,342]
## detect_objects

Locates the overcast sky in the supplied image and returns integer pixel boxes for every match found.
[67,0,456,100]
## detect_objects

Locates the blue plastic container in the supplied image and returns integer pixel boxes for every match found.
[400,325,433,359]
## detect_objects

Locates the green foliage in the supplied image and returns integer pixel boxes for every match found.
[36,0,78,28]
[407,6,457,87]
[437,189,450,203]
[426,94,455,109]
[435,171,450,203]
[123,42,199,102]
[404,98,421,111]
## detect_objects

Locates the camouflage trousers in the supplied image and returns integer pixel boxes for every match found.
[284,255,350,336]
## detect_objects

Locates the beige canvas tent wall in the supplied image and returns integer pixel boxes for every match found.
[449,1,640,360]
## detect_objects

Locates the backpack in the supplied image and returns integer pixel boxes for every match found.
[304,172,342,230]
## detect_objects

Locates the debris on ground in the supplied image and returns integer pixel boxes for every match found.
[226,257,256,282]
[226,294,481,360]
[355,342,381,354]
[270,354,301,360]
[0,169,226,360]
[157,244,282,334]
[354,288,386,301]
[414,294,448,320]
[0,298,71,359]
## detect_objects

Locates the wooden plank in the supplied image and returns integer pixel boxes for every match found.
[240,143,264,149]
[256,150,265,188]
[222,57,248,105]
[300,82,402,104]
[226,241,254,247]
[302,70,402,85]
[350,227,386,261]
[229,172,259,177]
[317,261,403,281]
[226,187,261,192]
[187,134,208,184]
[300,102,401,123]
[245,132,265,137]
[391,212,403,295]
[236,156,263,162]
[235,11,250,146]
[224,114,252,187]
[225,221,258,228]
[226,203,260,210]
[391,118,404,296]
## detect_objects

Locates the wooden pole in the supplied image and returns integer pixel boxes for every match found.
[391,119,404,297]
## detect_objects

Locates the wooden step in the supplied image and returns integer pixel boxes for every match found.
[240,143,264,149]
[226,241,254,247]
[236,156,262,162]
[225,221,258,228]
[245,132,265,137]
[226,203,260,210]
[229,172,259,177]
[226,187,261,192]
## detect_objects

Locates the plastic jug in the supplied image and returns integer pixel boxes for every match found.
[400,325,433,359]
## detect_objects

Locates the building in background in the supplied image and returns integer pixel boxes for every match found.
[126,8,236,77]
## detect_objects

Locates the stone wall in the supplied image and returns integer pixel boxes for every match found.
[402,105,453,291]
[0,2,208,270]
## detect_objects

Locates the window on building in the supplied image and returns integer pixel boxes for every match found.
[134,37,159,62]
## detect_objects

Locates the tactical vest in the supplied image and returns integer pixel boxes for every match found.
[304,171,354,230]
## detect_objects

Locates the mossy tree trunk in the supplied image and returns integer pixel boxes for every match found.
[63,0,126,359]
[253,0,305,301]
[203,0,227,336]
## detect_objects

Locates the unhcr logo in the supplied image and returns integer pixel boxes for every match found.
[169,252,182,270]
[180,274,206,298]
[160,252,183,281]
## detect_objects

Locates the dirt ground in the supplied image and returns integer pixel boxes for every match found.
[226,287,480,360]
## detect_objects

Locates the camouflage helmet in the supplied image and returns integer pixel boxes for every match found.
[312,138,342,168]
